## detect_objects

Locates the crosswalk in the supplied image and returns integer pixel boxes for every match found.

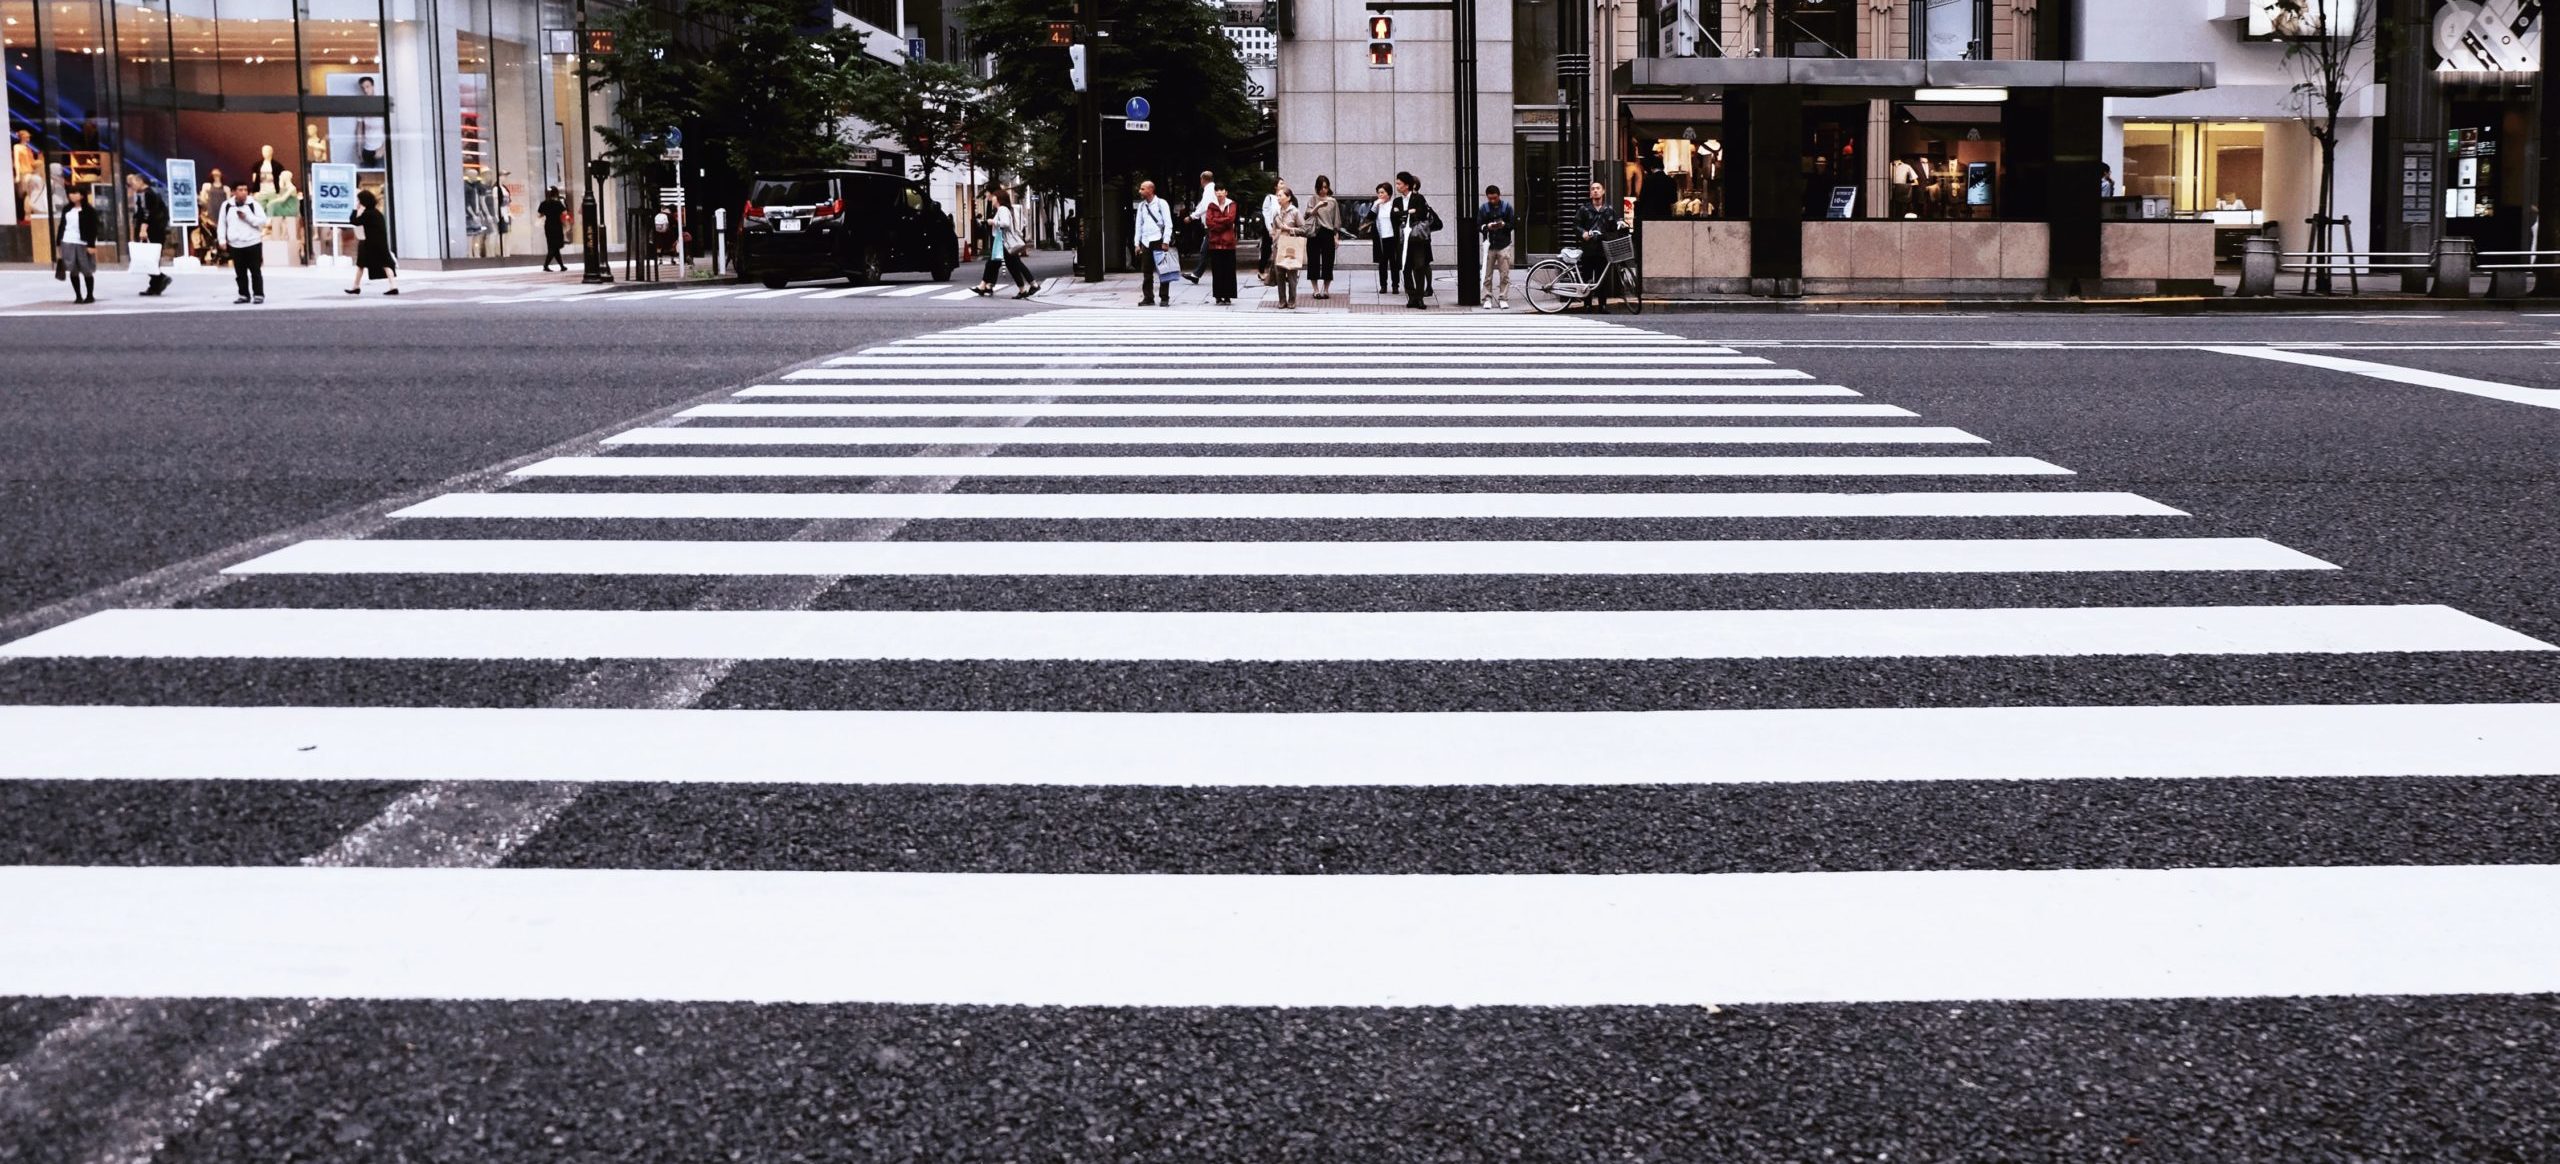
[3,309,2557,1148]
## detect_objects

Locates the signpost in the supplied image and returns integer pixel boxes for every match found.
[1125,96,1150,121]
[311,163,357,224]
[166,159,198,228]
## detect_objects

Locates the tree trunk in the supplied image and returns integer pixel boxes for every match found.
[2316,126,2338,293]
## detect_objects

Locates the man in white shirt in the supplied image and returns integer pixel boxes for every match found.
[219,183,271,304]
[1131,179,1175,307]
[1184,170,1214,283]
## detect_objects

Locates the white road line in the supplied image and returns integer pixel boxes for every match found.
[664,287,755,300]
[781,367,1815,381]
[392,490,2185,520]
[875,283,952,298]
[8,864,2557,1005]
[737,288,815,300]
[679,402,1917,418]
[2207,346,2560,411]
[737,384,1864,398]
[12,702,2551,785]
[5,605,2539,662]
[603,425,1986,447]
[227,537,2330,577]
[512,455,2071,477]
[595,288,691,302]
[935,289,988,300]
[878,345,1737,355]
[826,355,1778,366]
[804,286,890,299]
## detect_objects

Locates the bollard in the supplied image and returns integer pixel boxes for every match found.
[2238,235,2278,297]
[2430,237,2476,299]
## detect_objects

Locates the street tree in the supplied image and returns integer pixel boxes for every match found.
[960,0,1260,200]
[2276,0,2376,293]
[844,56,989,188]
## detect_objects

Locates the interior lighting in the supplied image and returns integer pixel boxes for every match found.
[1913,87,2007,103]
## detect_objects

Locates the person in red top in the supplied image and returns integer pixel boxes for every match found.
[1202,185,1241,305]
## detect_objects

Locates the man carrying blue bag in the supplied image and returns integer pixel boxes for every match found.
[1132,178,1177,308]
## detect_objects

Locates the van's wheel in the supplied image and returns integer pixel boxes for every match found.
[856,249,884,286]
[760,274,787,290]
[932,266,953,283]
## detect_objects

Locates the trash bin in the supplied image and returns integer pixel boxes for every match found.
[2238,235,2278,297]
[2430,238,2476,299]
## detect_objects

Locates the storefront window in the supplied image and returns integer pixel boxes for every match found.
[1633,125,1726,218]
[2121,121,2264,215]
[4,0,45,259]
[1890,102,2005,219]
[1914,0,1985,60]
[213,0,301,97]
[1775,0,1850,59]
[485,0,538,257]
[1801,102,1862,218]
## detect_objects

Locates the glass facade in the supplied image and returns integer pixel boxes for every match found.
[1,0,614,265]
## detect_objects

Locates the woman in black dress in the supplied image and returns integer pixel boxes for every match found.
[538,186,569,271]
[345,188,399,296]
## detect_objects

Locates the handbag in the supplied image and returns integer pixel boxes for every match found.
[1274,235,1307,271]
[1151,246,1182,282]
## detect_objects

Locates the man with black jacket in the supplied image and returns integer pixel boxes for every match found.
[126,172,171,296]
[1390,171,1439,310]
[1576,181,1626,311]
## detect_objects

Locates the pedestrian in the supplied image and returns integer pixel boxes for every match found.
[1184,169,1216,284]
[538,186,569,271]
[1269,186,1306,309]
[345,187,399,296]
[1258,179,1291,281]
[1203,184,1240,305]
[1132,179,1177,308]
[2099,164,2118,198]
[1370,182,1399,296]
[218,182,269,304]
[1392,171,1439,310]
[1479,183,1516,310]
[1306,175,1339,300]
[52,184,101,304]
[973,188,1035,299]
[126,172,171,297]
[1576,181,1625,312]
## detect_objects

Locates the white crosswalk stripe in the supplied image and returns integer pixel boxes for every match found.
[3,305,2556,1094]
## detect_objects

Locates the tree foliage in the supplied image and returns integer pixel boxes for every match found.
[960,0,1261,198]
[844,56,1007,186]
[593,0,881,186]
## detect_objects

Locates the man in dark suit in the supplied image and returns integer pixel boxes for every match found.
[126,172,171,296]
[1391,171,1439,310]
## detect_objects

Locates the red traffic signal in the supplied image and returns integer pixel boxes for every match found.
[1365,14,1393,67]
[1047,20,1076,45]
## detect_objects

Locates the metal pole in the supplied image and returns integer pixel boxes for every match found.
[1077,3,1107,282]
[1453,0,1479,306]
[576,0,611,283]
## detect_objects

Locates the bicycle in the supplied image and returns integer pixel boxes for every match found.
[1523,232,1641,316]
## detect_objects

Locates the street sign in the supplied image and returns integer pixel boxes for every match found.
[583,28,615,55]
[666,128,681,147]
[1125,119,1150,132]
[1125,96,1150,120]
[907,36,926,60]
[1047,20,1077,45]
[543,29,575,54]
[660,187,685,206]
[662,146,684,162]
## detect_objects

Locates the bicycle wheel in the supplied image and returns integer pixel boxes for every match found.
[1524,261,1573,314]
[1607,272,1643,316]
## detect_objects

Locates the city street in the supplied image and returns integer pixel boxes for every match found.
[2,300,2558,1161]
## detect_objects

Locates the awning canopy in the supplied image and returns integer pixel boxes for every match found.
[1618,58,2216,100]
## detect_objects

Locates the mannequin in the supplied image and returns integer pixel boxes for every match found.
[252,144,282,194]
[304,124,329,165]
[266,170,304,264]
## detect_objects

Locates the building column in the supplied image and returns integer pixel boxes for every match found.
[1737,86,1803,283]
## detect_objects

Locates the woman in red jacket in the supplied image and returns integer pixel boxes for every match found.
[1202,185,1240,305]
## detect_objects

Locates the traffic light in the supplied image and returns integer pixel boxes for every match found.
[1067,42,1088,91]
[1365,13,1393,68]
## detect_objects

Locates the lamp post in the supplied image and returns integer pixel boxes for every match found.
[576,0,612,283]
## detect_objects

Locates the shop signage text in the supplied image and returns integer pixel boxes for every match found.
[310,163,358,224]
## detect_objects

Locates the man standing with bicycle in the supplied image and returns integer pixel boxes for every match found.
[1577,181,1625,312]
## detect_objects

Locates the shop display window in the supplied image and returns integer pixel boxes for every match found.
[1889,102,2005,219]
[1634,126,1726,218]
[1915,0,1987,59]
[2121,121,2264,216]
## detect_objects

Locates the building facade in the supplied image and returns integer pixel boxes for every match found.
[1274,0,1516,245]
[4,0,623,268]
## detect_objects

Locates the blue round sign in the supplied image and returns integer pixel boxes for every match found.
[1124,96,1150,121]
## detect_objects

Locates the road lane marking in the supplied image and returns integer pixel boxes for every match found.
[875,283,953,297]
[11,702,2552,785]
[510,455,2070,477]
[664,287,755,300]
[678,402,1918,418]
[825,355,1779,366]
[6,864,2557,1005]
[601,425,1987,446]
[737,384,1864,397]
[935,289,987,300]
[2205,346,2560,411]
[5,605,2540,662]
[227,537,2329,577]
[804,286,890,298]
[737,288,815,300]
[780,367,1816,380]
[391,490,2185,520]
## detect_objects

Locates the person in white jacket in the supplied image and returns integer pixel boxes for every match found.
[218,183,270,304]
[1183,169,1214,284]
[1131,179,1175,307]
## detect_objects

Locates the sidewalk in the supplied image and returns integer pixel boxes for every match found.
[0,260,590,314]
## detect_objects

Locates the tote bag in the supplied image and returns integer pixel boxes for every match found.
[1274,235,1307,271]
[1152,246,1182,282]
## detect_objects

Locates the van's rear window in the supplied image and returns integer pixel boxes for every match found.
[750,179,832,207]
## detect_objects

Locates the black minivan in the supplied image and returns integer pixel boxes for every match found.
[737,170,959,288]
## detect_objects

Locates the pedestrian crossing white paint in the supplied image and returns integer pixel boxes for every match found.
[513,455,2073,477]
[804,286,890,299]
[678,402,1919,418]
[738,383,1865,398]
[595,288,691,302]
[391,489,2185,521]
[6,863,2555,1005]
[227,537,2330,578]
[13,702,2550,786]
[825,355,1778,366]
[880,345,1737,356]
[602,425,1987,447]
[738,288,814,300]
[2207,346,2560,411]
[6,605,2539,662]
[875,283,953,298]
[665,287,755,300]
[780,367,1816,381]
[935,289,988,300]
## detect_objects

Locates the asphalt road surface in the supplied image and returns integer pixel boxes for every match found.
[2,300,2557,1162]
